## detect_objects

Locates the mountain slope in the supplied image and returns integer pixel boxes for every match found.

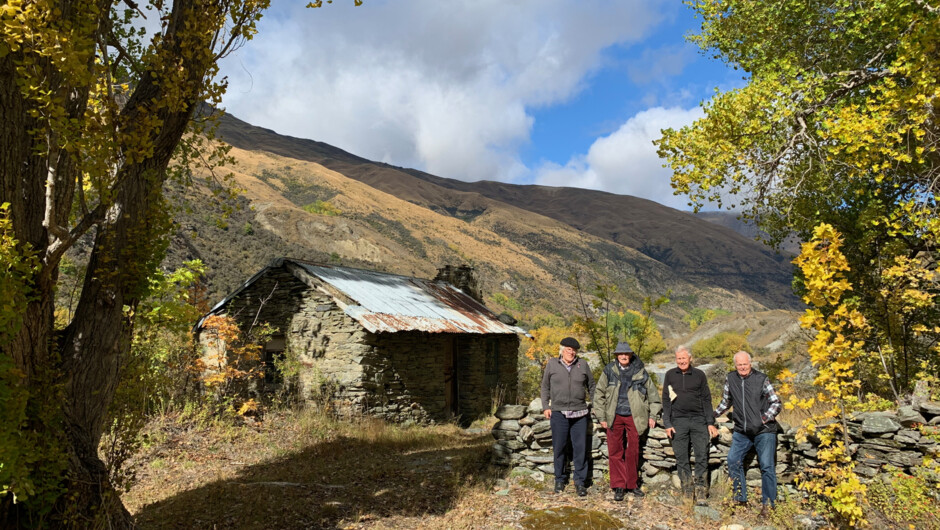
[208,111,799,311]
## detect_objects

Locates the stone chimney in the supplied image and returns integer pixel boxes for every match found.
[434,264,483,303]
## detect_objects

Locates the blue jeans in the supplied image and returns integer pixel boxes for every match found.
[727,430,777,505]
[550,413,589,486]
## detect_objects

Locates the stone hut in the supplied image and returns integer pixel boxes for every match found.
[195,258,524,424]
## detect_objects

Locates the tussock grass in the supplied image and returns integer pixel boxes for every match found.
[126,409,494,529]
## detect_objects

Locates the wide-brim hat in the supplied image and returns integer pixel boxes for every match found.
[613,341,633,354]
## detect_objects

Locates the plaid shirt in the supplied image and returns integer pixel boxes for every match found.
[714,375,781,424]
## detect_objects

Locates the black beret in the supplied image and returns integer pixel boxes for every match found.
[560,337,580,350]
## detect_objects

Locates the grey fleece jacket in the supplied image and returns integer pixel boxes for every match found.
[540,356,596,412]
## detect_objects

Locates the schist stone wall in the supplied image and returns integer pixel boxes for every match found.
[199,267,518,424]
[491,399,940,493]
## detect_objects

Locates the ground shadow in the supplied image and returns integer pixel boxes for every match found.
[134,432,491,529]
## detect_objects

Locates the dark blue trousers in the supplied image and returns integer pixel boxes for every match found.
[728,431,777,505]
[550,413,589,486]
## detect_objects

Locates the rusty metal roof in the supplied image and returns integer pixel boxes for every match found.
[293,261,523,334]
[197,258,525,335]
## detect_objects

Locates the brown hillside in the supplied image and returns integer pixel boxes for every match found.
[694,211,802,256]
[210,110,799,312]
[163,110,803,338]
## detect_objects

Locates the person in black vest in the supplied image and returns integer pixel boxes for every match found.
[662,346,718,503]
[714,351,782,517]
[540,337,595,496]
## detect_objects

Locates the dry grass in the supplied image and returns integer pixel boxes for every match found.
[125,410,827,529]
[126,410,495,529]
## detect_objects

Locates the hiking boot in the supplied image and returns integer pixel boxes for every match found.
[759,503,774,518]
[694,486,709,505]
[553,480,565,493]
[613,488,625,501]
[628,488,645,498]
[576,484,588,497]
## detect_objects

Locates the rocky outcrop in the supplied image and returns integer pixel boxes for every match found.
[491,400,940,494]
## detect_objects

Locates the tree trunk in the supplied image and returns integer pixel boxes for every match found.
[1,0,255,525]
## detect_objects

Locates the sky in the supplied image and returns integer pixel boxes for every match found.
[217,0,743,211]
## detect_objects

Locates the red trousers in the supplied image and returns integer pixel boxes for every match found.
[608,414,640,489]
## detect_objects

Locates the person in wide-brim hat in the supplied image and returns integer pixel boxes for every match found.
[593,340,662,501]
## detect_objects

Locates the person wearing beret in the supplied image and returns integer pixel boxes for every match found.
[594,340,662,501]
[540,336,595,496]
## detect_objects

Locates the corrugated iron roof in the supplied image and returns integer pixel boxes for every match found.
[196,258,526,336]
[294,262,522,334]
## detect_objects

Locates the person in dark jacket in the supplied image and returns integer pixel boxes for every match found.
[540,336,595,496]
[662,346,718,502]
[714,351,782,516]
[593,341,661,501]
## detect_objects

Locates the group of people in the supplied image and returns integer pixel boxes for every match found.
[540,337,781,516]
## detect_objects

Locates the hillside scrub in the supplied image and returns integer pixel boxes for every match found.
[683,308,731,331]
[690,331,752,363]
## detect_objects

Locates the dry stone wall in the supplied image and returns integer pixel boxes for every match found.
[288,290,370,409]
[224,267,308,335]
[364,332,451,423]
[492,399,940,494]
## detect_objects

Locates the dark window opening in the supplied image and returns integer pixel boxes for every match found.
[263,335,286,386]
[484,338,499,388]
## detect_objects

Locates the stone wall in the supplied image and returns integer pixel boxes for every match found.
[491,399,940,494]
[220,266,308,337]
[454,335,519,421]
[364,331,451,423]
[288,289,369,408]
[364,333,518,424]
[197,266,307,378]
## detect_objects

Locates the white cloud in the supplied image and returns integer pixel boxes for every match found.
[220,0,668,184]
[535,107,704,209]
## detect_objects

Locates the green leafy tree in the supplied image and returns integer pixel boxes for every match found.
[103,260,208,493]
[570,273,669,365]
[0,1,357,526]
[657,0,940,396]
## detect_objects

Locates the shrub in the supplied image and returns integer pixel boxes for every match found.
[867,466,940,528]
[102,261,208,491]
[692,331,752,362]
[303,200,341,216]
[196,315,275,418]
[492,292,523,312]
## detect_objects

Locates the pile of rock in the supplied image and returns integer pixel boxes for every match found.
[491,398,940,492]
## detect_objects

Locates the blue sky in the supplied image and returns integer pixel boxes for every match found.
[218,1,740,210]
